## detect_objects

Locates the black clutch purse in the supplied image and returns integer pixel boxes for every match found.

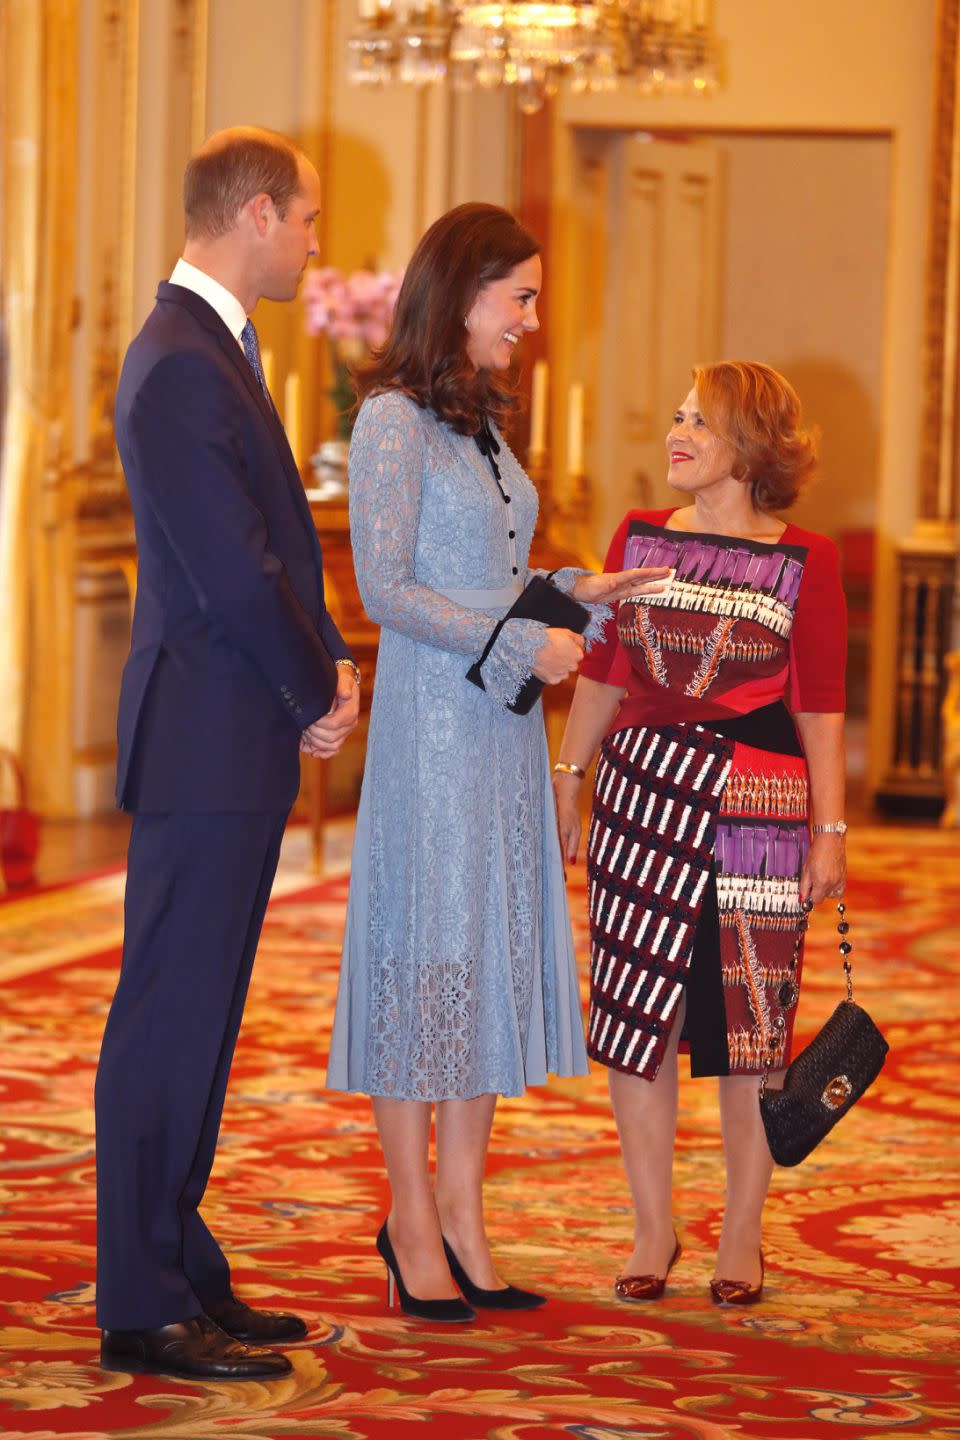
[759,901,889,1168]
[466,576,590,716]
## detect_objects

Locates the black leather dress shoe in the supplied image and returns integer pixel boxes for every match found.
[206,1294,308,1344]
[100,1314,292,1380]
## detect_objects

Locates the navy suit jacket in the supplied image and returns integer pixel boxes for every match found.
[114,282,351,812]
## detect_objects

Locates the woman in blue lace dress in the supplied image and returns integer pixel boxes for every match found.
[327,204,668,1322]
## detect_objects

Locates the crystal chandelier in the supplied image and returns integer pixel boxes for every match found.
[346,0,720,114]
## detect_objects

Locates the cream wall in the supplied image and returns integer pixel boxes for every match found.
[130,0,203,338]
[130,0,515,331]
[553,0,935,794]
[123,0,935,798]
[718,134,890,541]
[205,0,513,268]
[201,0,514,459]
[57,0,515,818]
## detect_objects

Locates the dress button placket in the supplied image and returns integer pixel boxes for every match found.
[507,525,519,578]
[473,419,521,581]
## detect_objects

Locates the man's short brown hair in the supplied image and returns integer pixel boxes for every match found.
[184,126,305,240]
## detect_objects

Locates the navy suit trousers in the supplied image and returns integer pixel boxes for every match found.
[94,811,286,1330]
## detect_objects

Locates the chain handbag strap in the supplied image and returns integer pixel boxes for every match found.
[759,899,854,1100]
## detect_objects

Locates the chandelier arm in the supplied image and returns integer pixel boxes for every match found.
[346,0,721,108]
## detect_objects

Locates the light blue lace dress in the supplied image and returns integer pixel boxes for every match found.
[327,390,596,1100]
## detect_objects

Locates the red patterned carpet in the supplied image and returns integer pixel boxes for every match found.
[1,824,959,1439]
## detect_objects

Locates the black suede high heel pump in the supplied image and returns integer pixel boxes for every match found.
[441,1236,547,1310]
[376,1222,476,1323]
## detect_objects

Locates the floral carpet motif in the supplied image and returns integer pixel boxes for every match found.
[1,824,958,1439]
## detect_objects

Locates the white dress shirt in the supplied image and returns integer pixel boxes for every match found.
[169,257,247,347]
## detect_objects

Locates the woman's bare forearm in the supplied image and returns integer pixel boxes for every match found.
[793,710,847,901]
[793,711,846,824]
[557,675,626,770]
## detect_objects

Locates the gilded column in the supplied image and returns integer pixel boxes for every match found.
[0,0,80,817]
[878,0,960,815]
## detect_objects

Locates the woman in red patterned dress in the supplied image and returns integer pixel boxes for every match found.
[554,361,847,1305]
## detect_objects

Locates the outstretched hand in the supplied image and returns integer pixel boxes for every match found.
[572,566,673,606]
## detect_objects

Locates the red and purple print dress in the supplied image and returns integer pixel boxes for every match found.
[579,509,847,1081]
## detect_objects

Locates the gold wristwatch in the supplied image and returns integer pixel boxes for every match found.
[335,658,361,686]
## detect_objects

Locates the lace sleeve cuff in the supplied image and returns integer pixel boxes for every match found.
[477,617,548,709]
[528,566,612,650]
[542,565,582,595]
[582,599,615,651]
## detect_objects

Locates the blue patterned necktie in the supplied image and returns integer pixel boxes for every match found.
[241,319,269,398]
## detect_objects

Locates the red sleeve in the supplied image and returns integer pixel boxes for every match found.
[788,532,847,712]
[580,512,633,685]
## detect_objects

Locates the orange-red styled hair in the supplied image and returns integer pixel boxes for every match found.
[354,202,540,435]
[693,361,817,512]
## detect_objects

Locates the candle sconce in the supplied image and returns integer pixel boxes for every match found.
[565,468,601,559]
[525,370,602,571]
[559,468,603,572]
[526,447,557,523]
[526,448,602,572]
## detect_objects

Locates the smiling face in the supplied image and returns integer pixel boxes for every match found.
[464,254,542,371]
[665,386,742,496]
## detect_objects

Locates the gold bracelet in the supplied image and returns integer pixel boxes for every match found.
[554,761,586,780]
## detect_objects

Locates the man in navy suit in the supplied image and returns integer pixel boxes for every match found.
[95,127,359,1382]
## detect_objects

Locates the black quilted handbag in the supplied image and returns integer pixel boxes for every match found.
[759,901,889,1168]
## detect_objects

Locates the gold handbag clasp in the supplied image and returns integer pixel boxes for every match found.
[821,1074,853,1110]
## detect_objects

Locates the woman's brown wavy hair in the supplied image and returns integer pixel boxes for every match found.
[354,202,540,434]
[693,360,818,512]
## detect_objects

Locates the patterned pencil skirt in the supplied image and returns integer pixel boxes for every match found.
[586,716,810,1082]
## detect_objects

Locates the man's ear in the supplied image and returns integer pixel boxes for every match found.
[245,191,274,238]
